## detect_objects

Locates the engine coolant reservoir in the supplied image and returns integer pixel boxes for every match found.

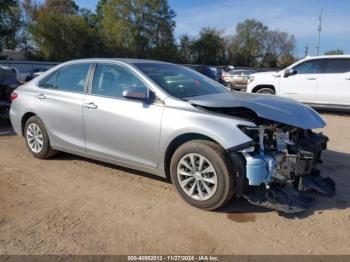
[243,153,276,186]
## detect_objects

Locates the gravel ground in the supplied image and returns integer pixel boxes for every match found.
[0,113,350,255]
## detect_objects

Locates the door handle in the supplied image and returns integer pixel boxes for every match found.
[37,94,46,100]
[306,77,316,80]
[84,102,98,109]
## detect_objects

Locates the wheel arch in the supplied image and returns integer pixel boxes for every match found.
[21,112,37,136]
[163,133,222,180]
[252,84,276,93]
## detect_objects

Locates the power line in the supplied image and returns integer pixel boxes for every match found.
[316,8,323,56]
[304,44,309,57]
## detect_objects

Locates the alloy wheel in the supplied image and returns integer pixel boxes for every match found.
[26,123,44,153]
[177,153,218,201]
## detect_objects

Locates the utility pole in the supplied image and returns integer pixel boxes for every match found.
[304,44,309,57]
[316,8,323,55]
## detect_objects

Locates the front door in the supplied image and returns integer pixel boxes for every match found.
[83,63,164,168]
[279,59,321,103]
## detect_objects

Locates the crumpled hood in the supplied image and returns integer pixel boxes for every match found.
[187,92,326,129]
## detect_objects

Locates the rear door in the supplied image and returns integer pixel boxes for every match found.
[279,59,321,102]
[316,58,350,106]
[36,63,91,151]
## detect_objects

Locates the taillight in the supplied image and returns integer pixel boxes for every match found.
[10,92,18,101]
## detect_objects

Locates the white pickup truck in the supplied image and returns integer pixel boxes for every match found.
[246,55,350,109]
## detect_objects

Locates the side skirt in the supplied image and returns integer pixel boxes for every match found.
[51,145,166,178]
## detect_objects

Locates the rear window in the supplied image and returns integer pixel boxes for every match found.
[323,59,350,73]
[38,63,90,93]
[38,71,58,89]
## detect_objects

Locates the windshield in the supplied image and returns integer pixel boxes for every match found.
[133,63,227,98]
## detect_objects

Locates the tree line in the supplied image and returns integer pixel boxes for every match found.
[1,0,305,67]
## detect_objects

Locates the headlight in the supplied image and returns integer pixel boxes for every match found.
[247,76,255,84]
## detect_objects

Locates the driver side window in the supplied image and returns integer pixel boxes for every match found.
[293,60,320,74]
[92,64,145,98]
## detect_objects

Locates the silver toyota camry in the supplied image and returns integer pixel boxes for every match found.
[10,59,335,213]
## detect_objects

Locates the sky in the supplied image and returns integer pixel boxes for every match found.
[75,0,350,57]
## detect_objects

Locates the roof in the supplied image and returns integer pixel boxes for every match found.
[305,55,350,59]
[229,69,256,72]
[66,58,172,65]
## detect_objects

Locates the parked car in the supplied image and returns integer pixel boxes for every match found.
[0,61,58,83]
[10,59,334,213]
[0,66,18,122]
[182,64,219,81]
[217,65,234,86]
[222,69,256,91]
[222,65,235,71]
[32,69,46,79]
[246,55,350,109]
[215,67,223,84]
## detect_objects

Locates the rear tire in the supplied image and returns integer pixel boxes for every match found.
[256,87,275,95]
[170,140,235,210]
[24,116,57,159]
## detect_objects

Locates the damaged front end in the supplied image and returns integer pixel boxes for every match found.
[188,92,335,213]
[232,124,334,213]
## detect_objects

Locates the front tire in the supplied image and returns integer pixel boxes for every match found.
[256,87,275,95]
[170,140,235,210]
[24,116,56,159]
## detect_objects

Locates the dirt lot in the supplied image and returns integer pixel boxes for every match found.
[0,113,350,255]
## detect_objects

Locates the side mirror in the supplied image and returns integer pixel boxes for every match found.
[122,86,150,101]
[284,68,296,78]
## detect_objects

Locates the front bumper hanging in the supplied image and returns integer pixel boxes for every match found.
[296,169,335,197]
[243,185,315,214]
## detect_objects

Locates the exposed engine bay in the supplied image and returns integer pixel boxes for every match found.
[239,124,327,186]
[235,123,335,213]
[194,104,335,214]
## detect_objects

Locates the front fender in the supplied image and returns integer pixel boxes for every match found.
[158,106,255,170]
[247,78,278,93]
